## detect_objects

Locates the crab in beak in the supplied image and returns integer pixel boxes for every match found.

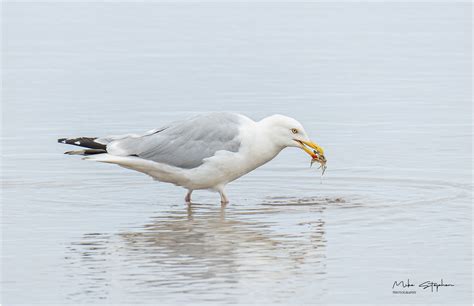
[295,139,327,175]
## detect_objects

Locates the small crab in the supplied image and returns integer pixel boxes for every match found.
[310,149,327,175]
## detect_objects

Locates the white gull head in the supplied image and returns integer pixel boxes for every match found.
[258,114,314,149]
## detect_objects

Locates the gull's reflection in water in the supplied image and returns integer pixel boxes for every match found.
[66,197,333,303]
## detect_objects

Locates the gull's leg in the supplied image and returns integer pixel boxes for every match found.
[219,190,229,205]
[185,190,193,203]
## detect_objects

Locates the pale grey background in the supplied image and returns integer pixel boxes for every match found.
[1,2,472,305]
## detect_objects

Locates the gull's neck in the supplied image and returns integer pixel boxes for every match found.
[250,117,286,162]
[226,115,286,177]
[256,115,286,147]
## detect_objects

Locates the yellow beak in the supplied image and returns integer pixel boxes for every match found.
[295,139,325,160]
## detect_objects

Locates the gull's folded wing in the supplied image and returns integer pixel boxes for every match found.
[106,113,242,169]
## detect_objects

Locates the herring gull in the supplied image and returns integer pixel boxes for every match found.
[58,112,326,204]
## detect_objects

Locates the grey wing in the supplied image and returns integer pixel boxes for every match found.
[106,113,242,169]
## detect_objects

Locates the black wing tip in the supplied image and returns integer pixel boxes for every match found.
[57,137,106,150]
[64,149,106,155]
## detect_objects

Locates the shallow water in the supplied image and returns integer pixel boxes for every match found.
[2,2,472,305]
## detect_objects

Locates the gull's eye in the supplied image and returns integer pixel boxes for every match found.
[291,128,298,134]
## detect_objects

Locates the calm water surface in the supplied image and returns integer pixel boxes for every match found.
[2,2,472,304]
